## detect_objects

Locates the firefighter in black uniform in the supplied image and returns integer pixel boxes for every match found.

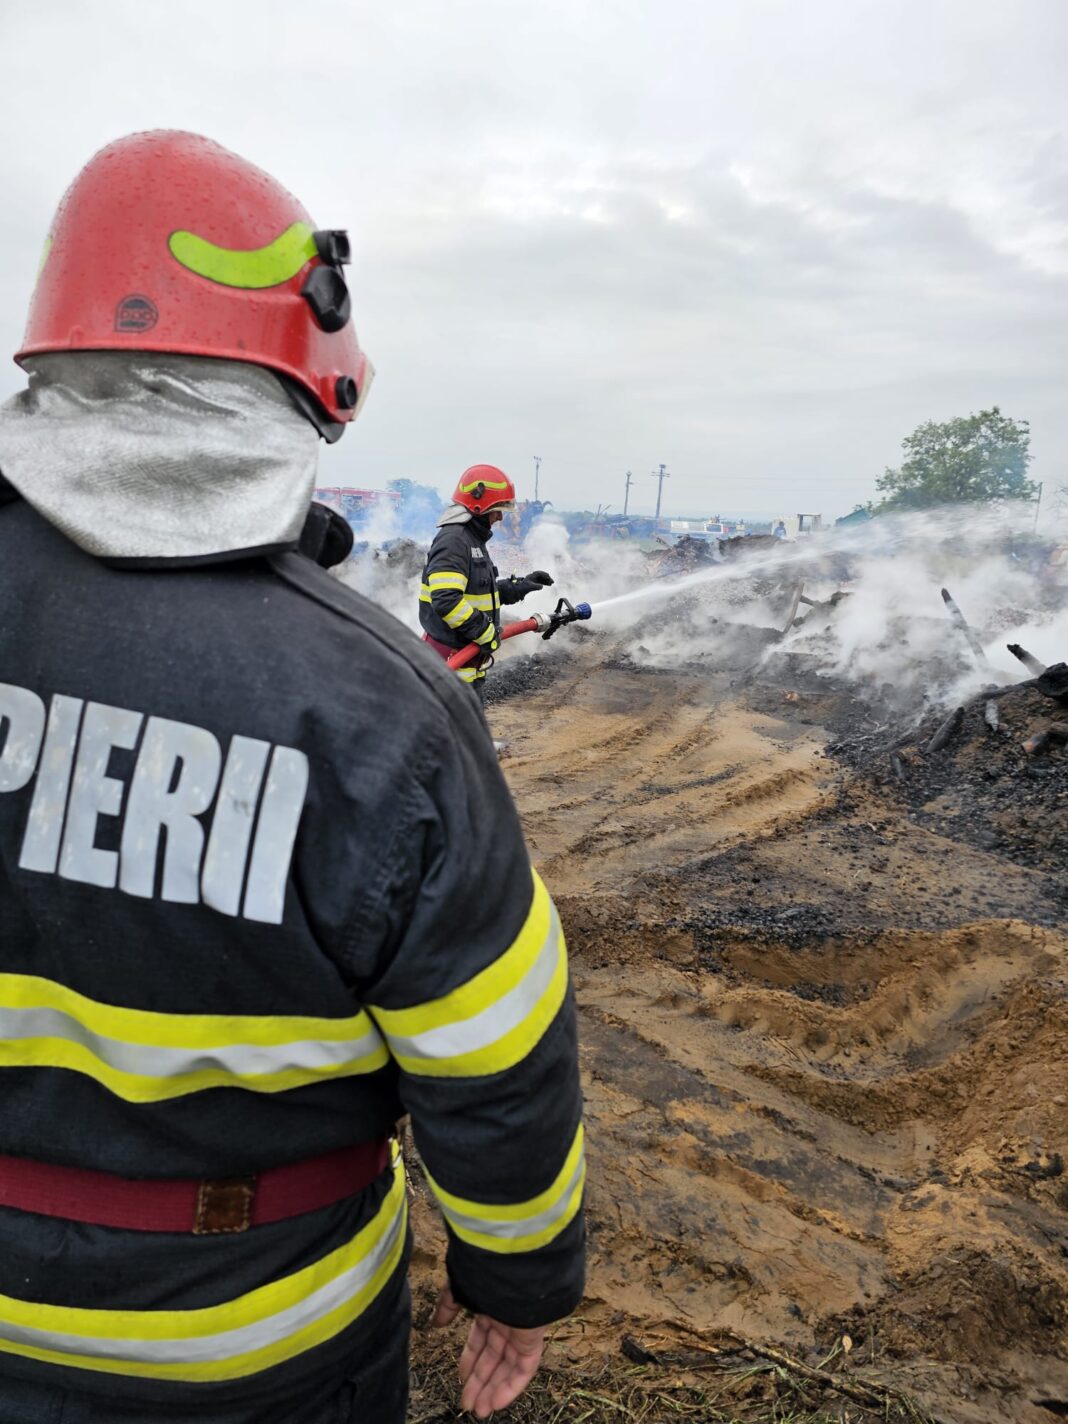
[419,466,555,698]
[0,131,584,1424]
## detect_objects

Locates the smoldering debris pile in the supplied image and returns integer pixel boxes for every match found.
[483,651,561,704]
[644,534,718,578]
[586,512,1068,739]
[829,658,1068,880]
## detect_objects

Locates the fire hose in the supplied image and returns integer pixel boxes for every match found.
[446,597,592,670]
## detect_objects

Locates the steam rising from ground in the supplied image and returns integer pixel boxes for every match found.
[590,506,1068,717]
[335,502,1067,722]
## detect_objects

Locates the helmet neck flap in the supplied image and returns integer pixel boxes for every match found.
[0,352,319,565]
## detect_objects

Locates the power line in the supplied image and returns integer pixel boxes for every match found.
[650,463,670,520]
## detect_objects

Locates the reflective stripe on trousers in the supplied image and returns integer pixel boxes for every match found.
[0,1276,412,1423]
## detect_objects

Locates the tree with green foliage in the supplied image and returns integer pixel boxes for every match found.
[875,407,1036,512]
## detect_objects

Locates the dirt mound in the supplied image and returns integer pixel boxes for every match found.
[833,1249,1066,1368]
[411,638,1068,1423]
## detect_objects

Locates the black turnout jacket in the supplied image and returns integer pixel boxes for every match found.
[419,519,531,678]
[0,475,585,1416]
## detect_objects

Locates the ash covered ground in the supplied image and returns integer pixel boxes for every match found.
[405,522,1068,1424]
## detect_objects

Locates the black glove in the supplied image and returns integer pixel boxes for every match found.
[505,576,542,599]
[526,570,555,586]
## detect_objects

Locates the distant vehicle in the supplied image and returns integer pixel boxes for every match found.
[313,487,401,527]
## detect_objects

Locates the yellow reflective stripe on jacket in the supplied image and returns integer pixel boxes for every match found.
[0,974,388,1103]
[369,871,568,1077]
[442,599,476,630]
[467,592,500,613]
[473,624,497,646]
[0,1167,407,1382]
[427,572,468,592]
[425,1125,585,1254]
[455,667,484,683]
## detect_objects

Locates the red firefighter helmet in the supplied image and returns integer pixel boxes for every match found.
[17,130,371,441]
[452,465,516,515]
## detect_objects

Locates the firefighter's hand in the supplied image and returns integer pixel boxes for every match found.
[525,569,554,586]
[432,1285,547,1419]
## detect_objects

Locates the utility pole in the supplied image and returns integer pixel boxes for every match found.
[650,463,670,522]
[623,469,633,516]
[533,455,541,502]
[1032,480,1043,533]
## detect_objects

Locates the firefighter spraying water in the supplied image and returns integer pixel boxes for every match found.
[419,465,564,701]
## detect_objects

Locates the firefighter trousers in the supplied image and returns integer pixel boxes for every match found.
[0,1282,411,1424]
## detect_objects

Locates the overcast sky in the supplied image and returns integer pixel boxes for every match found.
[1,0,1066,519]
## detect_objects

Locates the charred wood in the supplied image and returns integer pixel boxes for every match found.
[1007,643,1048,676]
[1026,721,1068,754]
[1035,661,1068,704]
[925,705,965,754]
[941,587,989,668]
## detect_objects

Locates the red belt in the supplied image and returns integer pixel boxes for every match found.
[423,633,486,671]
[0,1138,391,1235]
[422,632,458,661]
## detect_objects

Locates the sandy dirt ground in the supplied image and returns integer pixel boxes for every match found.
[407,634,1067,1424]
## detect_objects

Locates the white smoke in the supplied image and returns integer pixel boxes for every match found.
[585,505,1068,714]
[333,509,647,645]
[335,500,426,635]
[329,502,1067,715]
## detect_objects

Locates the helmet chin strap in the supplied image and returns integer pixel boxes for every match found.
[276,373,345,444]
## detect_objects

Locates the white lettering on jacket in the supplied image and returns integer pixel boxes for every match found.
[0,681,307,926]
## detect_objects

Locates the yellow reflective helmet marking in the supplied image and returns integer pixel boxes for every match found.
[458,479,510,493]
[36,237,52,281]
[168,222,317,290]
